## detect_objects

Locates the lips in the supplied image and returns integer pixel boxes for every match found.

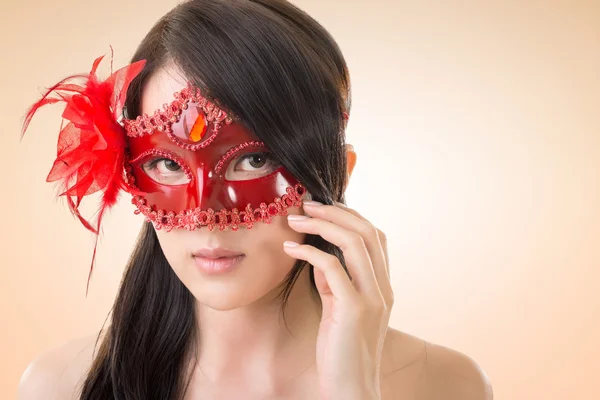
[192,248,245,259]
[192,247,245,274]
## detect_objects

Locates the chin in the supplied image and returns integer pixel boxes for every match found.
[192,291,267,312]
[188,282,260,311]
[196,296,247,312]
[187,279,280,311]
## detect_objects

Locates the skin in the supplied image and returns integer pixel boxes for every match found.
[146,63,357,398]
[18,64,493,400]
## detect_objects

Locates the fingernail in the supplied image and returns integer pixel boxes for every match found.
[283,241,299,248]
[303,201,323,207]
[287,214,310,221]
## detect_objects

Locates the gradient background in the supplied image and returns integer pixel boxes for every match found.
[1,0,599,399]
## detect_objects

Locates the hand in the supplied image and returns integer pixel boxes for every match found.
[283,200,394,400]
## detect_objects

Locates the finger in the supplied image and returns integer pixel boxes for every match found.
[331,202,392,306]
[287,214,381,298]
[304,202,392,305]
[334,201,389,274]
[282,241,359,304]
[311,266,334,321]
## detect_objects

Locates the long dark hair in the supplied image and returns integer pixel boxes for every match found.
[79,1,351,398]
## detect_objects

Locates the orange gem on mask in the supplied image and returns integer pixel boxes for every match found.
[187,107,207,142]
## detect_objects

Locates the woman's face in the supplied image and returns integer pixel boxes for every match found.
[138,64,306,311]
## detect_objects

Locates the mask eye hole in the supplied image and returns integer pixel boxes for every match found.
[132,150,192,186]
[224,151,281,181]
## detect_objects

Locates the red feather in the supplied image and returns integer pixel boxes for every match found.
[21,49,146,296]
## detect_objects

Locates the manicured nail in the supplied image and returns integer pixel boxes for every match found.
[283,241,299,248]
[287,214,310,221]
[303,201,323,207]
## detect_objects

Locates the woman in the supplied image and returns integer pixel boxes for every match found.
[18,1,492,399]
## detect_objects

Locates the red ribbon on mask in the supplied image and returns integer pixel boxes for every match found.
[21,49,146,295]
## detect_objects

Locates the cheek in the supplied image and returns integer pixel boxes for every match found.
[152,208,306,281]
[154,228,189,272]
[245,212,306,272]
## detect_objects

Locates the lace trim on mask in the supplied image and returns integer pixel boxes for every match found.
[131,184,306,232]
[123,84,235,153]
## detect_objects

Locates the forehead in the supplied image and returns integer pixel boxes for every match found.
[133,62,261,151]
[140,63,189,116]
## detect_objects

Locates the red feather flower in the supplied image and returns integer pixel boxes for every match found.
[21,50,146,295]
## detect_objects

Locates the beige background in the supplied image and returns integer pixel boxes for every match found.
[1,0,599,399]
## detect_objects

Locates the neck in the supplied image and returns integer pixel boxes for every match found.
[193,266,321,388]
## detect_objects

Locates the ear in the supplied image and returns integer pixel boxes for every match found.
[345,143,357,188]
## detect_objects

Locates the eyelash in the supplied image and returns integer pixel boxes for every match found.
[144,158,177,170]
[233,152,275,169]
[141,158,188,183]
[134,149,193,184]
[214,141,266,174]
[132,145,280,184]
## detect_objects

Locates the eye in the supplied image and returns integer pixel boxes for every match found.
[225,152,281,181]
[141,157,191,185]
[245,154,267,169]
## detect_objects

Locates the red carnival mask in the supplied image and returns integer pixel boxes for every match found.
[20,51,313,292]
[123,84,306,232]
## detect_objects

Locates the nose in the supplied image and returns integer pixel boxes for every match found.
[191,163,208,208]
[192,165,232,211]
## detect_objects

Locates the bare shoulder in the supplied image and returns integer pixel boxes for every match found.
[421,339,493,400]
[17,331,104,400]
[381,328,493,400]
